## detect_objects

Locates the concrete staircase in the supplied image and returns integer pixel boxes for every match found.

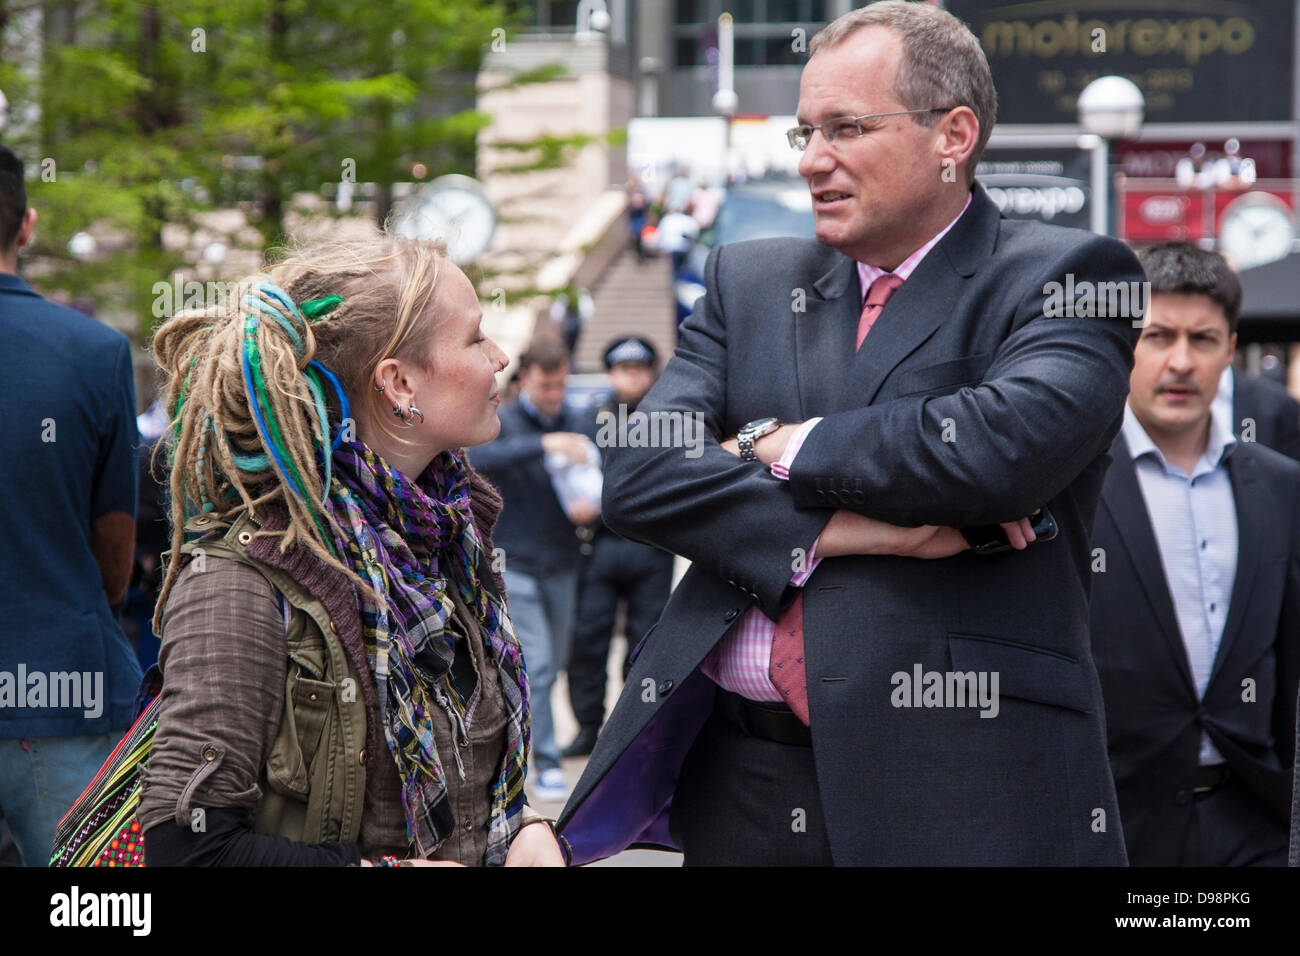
[572,248,677,374]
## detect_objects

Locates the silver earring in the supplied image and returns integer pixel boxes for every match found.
[408,404,424,425]
[374,381,386,393]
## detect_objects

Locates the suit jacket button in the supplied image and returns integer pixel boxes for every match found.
[657,680,674,697]
[724,608,740,622]
[852,490,865,505]
[815,490,826,504]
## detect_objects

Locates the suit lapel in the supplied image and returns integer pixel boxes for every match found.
[848,244,963,405]
[847,184,1002,406]
[795,255,861,418]
[1101,434,1197,696]
[1209,447,1261,687]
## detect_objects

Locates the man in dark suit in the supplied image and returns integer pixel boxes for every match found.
[557,2,1143,866]
[1220,366,1300,462]
[1090,243,1299,866]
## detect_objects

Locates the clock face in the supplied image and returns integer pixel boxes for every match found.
[1218,195,1295,271]
[394,177,496,265]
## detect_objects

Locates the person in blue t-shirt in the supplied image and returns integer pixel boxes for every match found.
[0,144,141,866]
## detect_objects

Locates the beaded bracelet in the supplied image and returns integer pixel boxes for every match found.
[377,855,400,867]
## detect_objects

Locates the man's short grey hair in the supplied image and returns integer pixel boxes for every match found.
[809,1,997,186]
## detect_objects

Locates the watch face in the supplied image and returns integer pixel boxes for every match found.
[744,417,779,434]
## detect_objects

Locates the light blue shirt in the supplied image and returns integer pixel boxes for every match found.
[1121,405,1238,764]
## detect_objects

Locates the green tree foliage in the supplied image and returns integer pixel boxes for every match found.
[1,0,526,336]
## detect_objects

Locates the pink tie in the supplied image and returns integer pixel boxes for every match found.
[769,272,906,726]
[856,273,904,351]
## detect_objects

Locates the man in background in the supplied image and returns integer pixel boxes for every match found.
[469,336,596,803]
[1090,242,1299,866]
[563,338,676,758]
[0,143,141,865]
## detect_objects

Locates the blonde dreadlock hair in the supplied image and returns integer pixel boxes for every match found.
[151,235,451,633]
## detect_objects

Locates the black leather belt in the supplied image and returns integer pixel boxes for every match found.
[718,690,812,747]
[1191,763,1231,794]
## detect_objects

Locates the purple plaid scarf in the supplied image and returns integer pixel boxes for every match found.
[325,438,530,864]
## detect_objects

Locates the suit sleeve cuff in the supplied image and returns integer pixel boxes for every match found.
[770,418,823,481]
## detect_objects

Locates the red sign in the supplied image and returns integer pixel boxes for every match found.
[1119,181,1296,242]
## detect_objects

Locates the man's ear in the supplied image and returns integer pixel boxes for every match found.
[16,208,36,250]
[1226,331,1237,366]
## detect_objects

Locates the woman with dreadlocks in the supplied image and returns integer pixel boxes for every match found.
[137,236,564,866]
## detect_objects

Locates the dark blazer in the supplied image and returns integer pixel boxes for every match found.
[1090,433,1300,865]
[557,184,1144,865]
[1234,371,1300,462]
[467,398,588,577]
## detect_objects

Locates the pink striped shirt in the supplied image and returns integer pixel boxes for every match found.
[699,194,972,700]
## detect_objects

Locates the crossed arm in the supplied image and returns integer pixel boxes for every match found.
[601,238,1143,619]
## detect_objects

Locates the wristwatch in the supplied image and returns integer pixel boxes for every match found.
[737,417,780,462]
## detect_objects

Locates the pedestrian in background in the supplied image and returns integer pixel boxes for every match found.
[563,338,675,758]
[469,336,596,803]
[0,143,140,866]
[1090,243,1300,866]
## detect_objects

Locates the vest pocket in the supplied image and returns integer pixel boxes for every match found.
[265,671,335,798]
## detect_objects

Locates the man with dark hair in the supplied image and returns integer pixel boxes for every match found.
[562,338,675,758]
[560,1,1141,865]
[0,143,142,865]
[1090,241,1300,865]
[1140,241,1300,461]
[468,335,596,802]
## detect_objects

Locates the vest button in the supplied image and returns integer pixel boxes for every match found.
[238,531,252,545]
[723,608,740,622]
[309,693,318,701]
[202,746,218,761]
[358,749,366,765]
[464,818,474,832]
[330,620,339,634]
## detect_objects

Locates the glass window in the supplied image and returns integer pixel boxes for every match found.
[675,36,705,67]
[762,35,803,66]
[675,0,707,24]
[767,0,802,22]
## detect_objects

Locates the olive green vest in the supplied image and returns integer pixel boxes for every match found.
[165,510,368,846]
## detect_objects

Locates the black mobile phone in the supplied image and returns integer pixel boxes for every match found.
[960,506,1058,556]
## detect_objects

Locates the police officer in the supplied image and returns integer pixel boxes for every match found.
[563,337,676,757]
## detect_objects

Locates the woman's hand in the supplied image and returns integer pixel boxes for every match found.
[360,857,466,867]
[504,821,565,867]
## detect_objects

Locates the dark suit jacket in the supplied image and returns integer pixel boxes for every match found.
[1234,371,1300,462]
[557,184,1143,865]
[1090,434,1300,865]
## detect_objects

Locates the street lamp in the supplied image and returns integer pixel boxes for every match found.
[712,13,737,184]
[1077,76,1145,235]
[576,0,610,40]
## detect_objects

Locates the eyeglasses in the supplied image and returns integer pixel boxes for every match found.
[786,108,955,151]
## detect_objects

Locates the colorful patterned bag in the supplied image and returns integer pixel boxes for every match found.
[49,665,162,867]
